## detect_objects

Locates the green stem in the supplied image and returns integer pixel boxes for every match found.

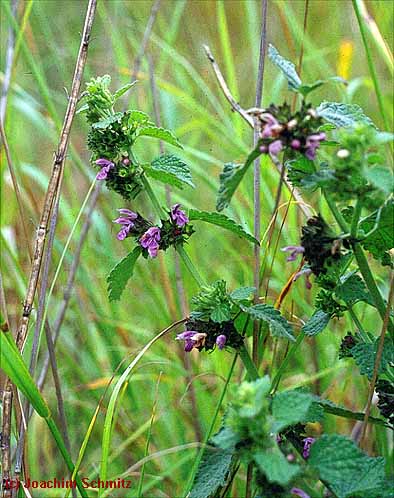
[323,191,349,232]
[176,245,205,287]
[239,344,260,381]
[348,307,372,343]
[350,198,363,239]
[46,417,88,498]
[352,0,389,131]
[270,332,305,394]
[141,174,166,219]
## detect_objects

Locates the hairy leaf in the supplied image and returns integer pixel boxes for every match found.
[136,125,182,148]
[359,199,394,265]
[189,209,259,245]
[335,272,373,307]
[302,309,331,336]
[92,112,124,129]
[241,304,295,341]
[147,154,194,189]
[363,165,394,196]
[309,434,386,498]
[216,147,262,211]
[253,450,300,485]
[271,391,319,432]
[268,44,302,91]
[128,109,154,125]
[107,247,142,302]
[316,102,376,128]
[351,337,394,379]
[190,444,236,498]
[230,287,256,301]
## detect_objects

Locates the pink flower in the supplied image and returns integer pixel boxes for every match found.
[113,208,138,241]
[176,331,207,352]
[171,204,189,227]
[268,139,283,158]
[293,267,313,289]
[281,245,305,262]
[305,132,326,160]
[215,335,227,350]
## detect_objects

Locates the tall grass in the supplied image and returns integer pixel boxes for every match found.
[1,0,393,496]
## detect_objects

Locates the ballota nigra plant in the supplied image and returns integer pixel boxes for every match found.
[79,44,393,498]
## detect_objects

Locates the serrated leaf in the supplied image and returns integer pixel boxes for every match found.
[128,109,154,125]
[286,156,315,187]
[189,444,235,498]
[335,272,373,307]
[216,147,262,211]
[316,102,376,128]
[92,112,123,129]
[211,426,240,451]
[253,449,300,486]
[210,303,232,323]
[242,304,295,341]
[76,103,89,115]
[189,209,259,245]
[360,199,394,265]
[351,337,394,379]
[271,391,318,432]
[113,81,137,101]
[147,154,194,189]
[230,287,256,301]
[309,434,386,498]
[107,247,142,301]
[136,125,182,148]
[302,309,331,336]
[268,44,302,91]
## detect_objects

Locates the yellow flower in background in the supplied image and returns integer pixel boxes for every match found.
[337,40,354,81]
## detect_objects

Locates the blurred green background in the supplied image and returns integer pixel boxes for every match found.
[1,0,393,495]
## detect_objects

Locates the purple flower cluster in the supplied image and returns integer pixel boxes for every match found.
[140,227,161,258]
[302,436,316,459]
[304,132,326,161]
[113,209,138,241]
[176,331,227,352]
[171,204,189,227]
[95,158,114,180]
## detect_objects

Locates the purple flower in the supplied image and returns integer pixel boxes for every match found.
[293,267,313,290]
[268,139,283,158]
[171,204,189,227]
[140,226,161,258]
[95,158,114,180]
[302,437,316,459]
[304,132,326,160]
[176,331,207,352]
[291,488,310,498]
[113,208,138,241]
[260,113,282,139]
[215,335,227,350]
[281,245,305,262]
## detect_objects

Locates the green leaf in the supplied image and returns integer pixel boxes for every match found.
[351,337,394,379]
[360,199,394,265]
[211,426,240,451]
[309,434,386,498]
[302,309,331,336]
[298,76,346,97]
[128,109,154,125]
[335,272,373,307]
[253,449,300,486]
[230,287,256,301]
[216,147,262,211]
[147,154,194,189]
[189,444,236,498]
[107,247,142,302]
[189,209,259,245]
[268,44,302,91]
[136,125,182,148]
[271,390,318,432]
[113,81,137,101]
[241,304,295,341]
[210,302,232,323]
[363,165,394,196]
[286,156,315,187]
[92,112,123,129]
[316,102,376,128]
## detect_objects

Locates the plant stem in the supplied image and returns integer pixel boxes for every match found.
[140,174,166,219]
[348,307,371,343]
[352,0,389,130]
[323,191,349,232]
[239,344,260,381]
[350,198,363,238]
[270,332,305,393]
[176,245,205,287]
